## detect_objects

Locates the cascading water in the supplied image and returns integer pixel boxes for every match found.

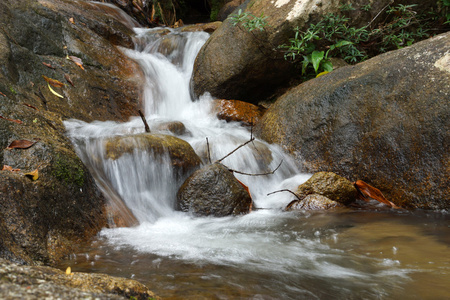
[63,27,450,299]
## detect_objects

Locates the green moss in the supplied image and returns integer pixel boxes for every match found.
[52,155,85,188]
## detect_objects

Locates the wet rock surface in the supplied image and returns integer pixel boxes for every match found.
[255,32,450,209]
[104,133,202,178]
[286,194,345,211]
[0,0,144,264]
[0,258,159,299]
[295,172,357,206]
[212,99,266,126]
[177,162,253,217]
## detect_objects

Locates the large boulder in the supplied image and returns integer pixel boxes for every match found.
[0,0,144,264]
[255,32,450,209]
[286,194,345,211]
[177,162,253,217]
[191,0,433,104]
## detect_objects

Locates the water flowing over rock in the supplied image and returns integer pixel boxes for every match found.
[255,32,450,209]
[177,162,253,217]
[104,133,202,177]
[0,0,144,264]
[191,0,426,104]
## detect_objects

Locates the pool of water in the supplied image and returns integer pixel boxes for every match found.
[58,208,450,299]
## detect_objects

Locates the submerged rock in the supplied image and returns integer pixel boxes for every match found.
[0,258,159,299]
[295,172,357,206]
[256,32,450,209]
[156,121,191,136]
[177,162,252,217]
[286,194,345,211]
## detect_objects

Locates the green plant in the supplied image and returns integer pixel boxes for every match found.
[339,3,355,11]
[229,9,268,31]
[362,4,372,12]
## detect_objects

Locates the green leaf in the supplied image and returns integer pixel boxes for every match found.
[311,51,324,74]
[302,55,311,75]
[335,40,353,48]
[322,60,333,72]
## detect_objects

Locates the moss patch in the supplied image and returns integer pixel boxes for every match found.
[52,155,85,188]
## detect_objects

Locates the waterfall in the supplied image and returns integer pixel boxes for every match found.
[65,28,302,225]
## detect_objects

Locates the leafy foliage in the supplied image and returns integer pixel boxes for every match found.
[229,9,268,32]
[229,3,449,79]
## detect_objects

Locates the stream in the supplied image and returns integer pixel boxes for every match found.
[62,24,450,299]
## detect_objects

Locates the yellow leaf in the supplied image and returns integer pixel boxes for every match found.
[24,169,39,181]
[316,71,329,78]
[47,83,64,98]
[66,266,71,275]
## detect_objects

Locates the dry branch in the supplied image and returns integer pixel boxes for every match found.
[138,109,151,133]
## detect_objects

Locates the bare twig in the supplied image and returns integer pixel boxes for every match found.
[228,159,283,176]
[217,137,255,163]
[206,137,212,164]
[138,109,151,133]
[367,1,393,28]
[35,87,48,110]
[267,188,302,201]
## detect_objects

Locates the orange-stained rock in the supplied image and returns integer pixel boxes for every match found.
[212,99,266,126]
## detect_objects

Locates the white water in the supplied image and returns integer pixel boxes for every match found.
[64,28,420,298]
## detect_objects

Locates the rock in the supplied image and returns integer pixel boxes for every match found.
[295,172,357,206]
[191,0,439,104]
[286,194,345,211]
[177,162,252,217]
[0,0,144,264]
[217,0,245,21]
[212,99,266,126]
[156,121,190,136]
[255,32,450,209]
[104,133,202,178]
[181,21,223,33]
[0,258,159,299]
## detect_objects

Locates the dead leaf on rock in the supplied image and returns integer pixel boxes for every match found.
[64,74,74,86]
[47,83,64,98]
[42,75,65,88]
[42,62,56,69]
[24,169,39,181]
[6,139,37,150]
[0,116,23,124]
[68,56,84,70]
[69,17,75,24]
[354,180,399,209]
[2,165,20,172]
[0,91,6,97]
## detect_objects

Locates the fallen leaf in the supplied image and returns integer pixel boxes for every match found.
[68,56,84,70]
[64,74,74,86]
[42,75,65,88]
[47,83,64,98]
[6,139,37,150]
[69,17,75,24]
[24,169,39,181]
[0,91,6,97]
[2,165,20,172]
[0,115,23,124]
[42,62,56,69]
[66,266,72,275]
[23,103,39,111]
[235,177,252,201]
[354,180,400,209]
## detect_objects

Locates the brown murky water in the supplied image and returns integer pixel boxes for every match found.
[58,208,450,299]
